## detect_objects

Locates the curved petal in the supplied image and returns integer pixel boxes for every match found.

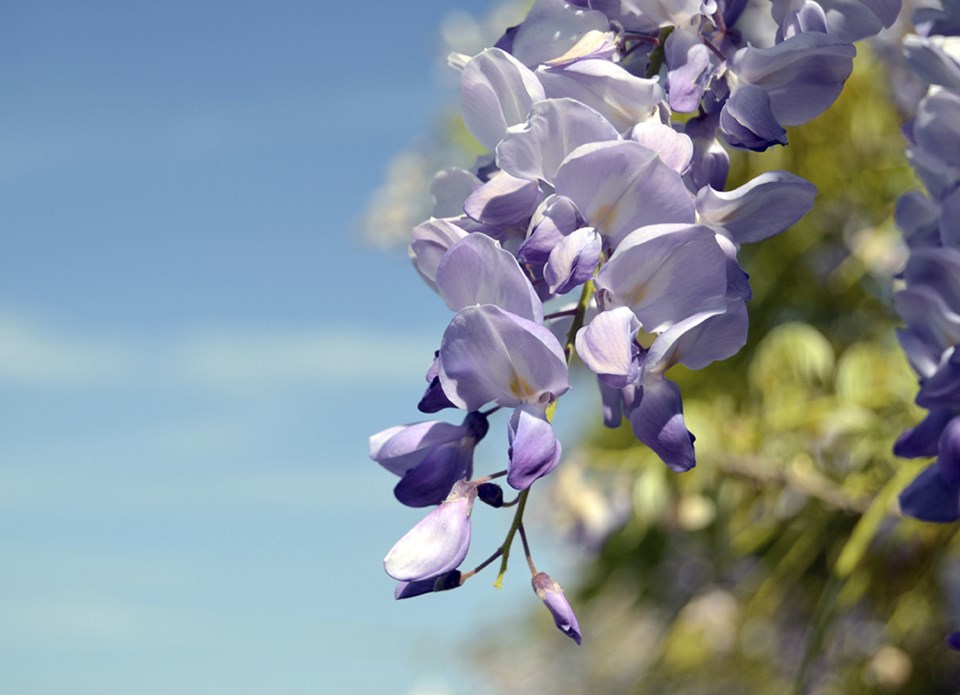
[729,33,856,127]
[460,48,545,151]
[394,442,473,508]
[536,59,663,132]
[519,194,583,264]
[544,226,602,295]
[695,171,817,244]
[720,85,788,152]
[554,140,696,248]
[504,0,612,68]
[664,28,713,113]
[629,376,697,472]
[436,232,543,321]
[895,409,954,459]
[370,420,467,476]
[497,98,620,184]
[594,223,728,332]
[439,305,569,410]
[629,120,694,174]
[507,403,563,490]
[575,307,641,388]
[384,483,477,581]
[899,463,960,523]
[464,171,543,226]
[409,219,470,293]
[645,299,749,373]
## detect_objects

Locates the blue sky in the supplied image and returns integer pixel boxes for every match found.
[0,2,591,693]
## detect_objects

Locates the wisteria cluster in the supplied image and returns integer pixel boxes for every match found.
[370,0,899,644]
[894,0,960,525]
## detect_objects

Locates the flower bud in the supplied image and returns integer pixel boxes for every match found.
[532,572,582,645]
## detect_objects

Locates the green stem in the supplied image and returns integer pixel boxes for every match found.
[494,489,530,589]
[645,27,674,79]
[493,279,596,588]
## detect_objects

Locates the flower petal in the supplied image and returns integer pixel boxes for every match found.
[629,376,697,472]
[439,305,569,410]
[695,171,817,244]
[507,403,563,490]
[461,48,545,151]
[384,482,477,581]
[436,232,543,322]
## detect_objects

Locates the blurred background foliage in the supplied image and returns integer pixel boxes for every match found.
[362,13,960,691]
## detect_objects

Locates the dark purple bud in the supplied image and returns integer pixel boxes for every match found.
[947,631,960,651]
[532,572,582,645]
[394,570,463,600]
[476,482,505,507]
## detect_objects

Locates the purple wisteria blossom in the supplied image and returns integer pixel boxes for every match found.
[893,0,960,525]
[369,0,889,639]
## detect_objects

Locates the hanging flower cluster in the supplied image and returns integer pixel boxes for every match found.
[894,0,960,525]
[370,0,898,644]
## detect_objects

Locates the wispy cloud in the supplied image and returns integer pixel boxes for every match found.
[0,313,138,387]
[0,311,434,392]
[172,326,431,391]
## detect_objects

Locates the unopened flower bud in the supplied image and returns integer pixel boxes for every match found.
[532,571,582,645]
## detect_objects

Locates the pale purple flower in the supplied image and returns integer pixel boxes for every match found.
[438,304,569,411]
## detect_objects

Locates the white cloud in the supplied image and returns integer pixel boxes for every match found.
[172,326,432,390]
[0,313,138,387]
[0,311,434,392]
